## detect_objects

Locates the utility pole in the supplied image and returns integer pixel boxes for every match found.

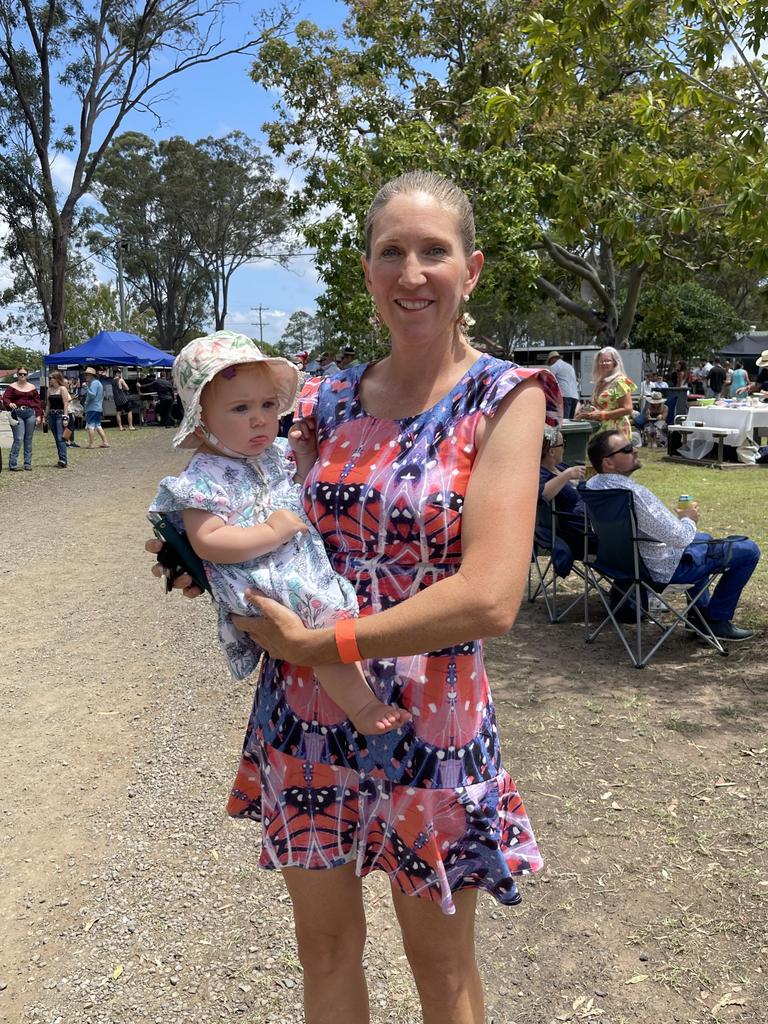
[116,239,129,331]
[251,305,269,345]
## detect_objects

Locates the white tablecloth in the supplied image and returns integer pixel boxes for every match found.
[678,403,768,461]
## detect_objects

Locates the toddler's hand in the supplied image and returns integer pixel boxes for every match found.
[267,509,309,542]
[288,416,318,459]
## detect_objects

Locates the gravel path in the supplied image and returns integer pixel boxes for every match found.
[0,430,468,1024]
[4,428,764,1024]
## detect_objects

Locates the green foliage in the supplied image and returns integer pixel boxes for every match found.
[278,311,333,355]
[0,344,43,372]
[61,278,157,347]
[251,2,541,349]
[633,281,745,361]
[88,132,211,350]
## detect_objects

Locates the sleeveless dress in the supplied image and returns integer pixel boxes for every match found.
[227,355,561,915]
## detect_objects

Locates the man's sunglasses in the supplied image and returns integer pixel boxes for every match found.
[610,443,635,455]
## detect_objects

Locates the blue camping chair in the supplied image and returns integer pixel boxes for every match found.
[528,498,593,624]
[577,485,729,668]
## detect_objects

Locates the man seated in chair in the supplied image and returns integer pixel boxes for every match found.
[585,430,760,643]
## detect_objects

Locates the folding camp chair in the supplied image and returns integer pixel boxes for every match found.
[528,498,593,624]
[577,485,729,668]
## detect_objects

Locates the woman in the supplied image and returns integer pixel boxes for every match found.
[539,427,585,513]
[148,171,559,1024]
[730,361,749,398]
[641,391,668,449]
[577,346,635,441]
[113,368,135,430]
[2,367,42,471]
[44,371,70,468]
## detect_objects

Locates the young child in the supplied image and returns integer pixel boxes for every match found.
[150,331,410,735]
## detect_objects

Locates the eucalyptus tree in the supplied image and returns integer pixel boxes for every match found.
[0,0,293,352]
[89,131,211,350]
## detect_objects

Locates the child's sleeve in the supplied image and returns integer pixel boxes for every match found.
[149,464,232,521]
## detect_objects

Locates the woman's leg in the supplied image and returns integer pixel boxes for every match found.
[392,886,485,1024]
[282,861,370,1024]
[116,410,124,429]
[9,414,23,468]
[49,414,67,464]
[127,408,134,429]
[22,411,35,468]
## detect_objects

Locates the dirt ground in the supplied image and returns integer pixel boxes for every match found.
[1,427,766,1024]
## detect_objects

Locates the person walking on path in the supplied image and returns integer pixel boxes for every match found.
[2,367,42,471]
[546,350,580,418]
[44,371,70,468]
[149,170,560,1024]
[83,367,110,449]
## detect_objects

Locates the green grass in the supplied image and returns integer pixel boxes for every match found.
[0,423,134,486]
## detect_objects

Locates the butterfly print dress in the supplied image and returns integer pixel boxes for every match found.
[227,355,560,915]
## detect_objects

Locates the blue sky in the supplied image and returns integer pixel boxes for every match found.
[24,1,351,350]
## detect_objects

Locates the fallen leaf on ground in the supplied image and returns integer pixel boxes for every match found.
[112,964,123,980]
[625,974,649,984]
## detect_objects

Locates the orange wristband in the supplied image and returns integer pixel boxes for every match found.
[335,619,362,663]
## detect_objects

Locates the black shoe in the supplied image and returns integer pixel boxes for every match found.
[706,621,755,643]
[57,460,67,468]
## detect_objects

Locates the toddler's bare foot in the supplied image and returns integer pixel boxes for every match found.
[351,700,412,736]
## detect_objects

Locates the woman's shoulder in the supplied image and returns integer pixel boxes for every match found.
[469,355,561,425]
[296,365,365,424]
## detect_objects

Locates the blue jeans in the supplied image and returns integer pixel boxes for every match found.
[47,412,67,464]
[9,407,36,468]
[669,532,760,623]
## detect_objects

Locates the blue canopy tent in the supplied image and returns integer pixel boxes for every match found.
[44,331,174,368]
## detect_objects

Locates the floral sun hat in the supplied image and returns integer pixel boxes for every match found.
[172,330,301,450]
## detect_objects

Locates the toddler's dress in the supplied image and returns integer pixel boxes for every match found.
[150,438,358,680]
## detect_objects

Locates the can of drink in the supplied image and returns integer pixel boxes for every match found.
[678,494,694,509]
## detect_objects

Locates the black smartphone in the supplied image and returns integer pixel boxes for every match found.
[147,511,211,594]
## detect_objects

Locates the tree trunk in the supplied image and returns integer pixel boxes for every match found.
[48,225,70,353]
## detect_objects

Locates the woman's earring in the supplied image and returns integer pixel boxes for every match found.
[456,295,475,332]
[369,306,383,335]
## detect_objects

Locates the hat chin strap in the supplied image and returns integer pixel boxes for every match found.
[198,423,250,460]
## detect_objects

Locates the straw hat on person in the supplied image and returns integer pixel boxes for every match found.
[172,330,301,451]
[83,366,97,376]
[648,391,665,403]
[756,349,768,368]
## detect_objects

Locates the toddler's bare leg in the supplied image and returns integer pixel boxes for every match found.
[314,663,411,736]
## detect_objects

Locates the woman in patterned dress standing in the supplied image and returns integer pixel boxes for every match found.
[576,346,636,442]
[151,171,559,1024]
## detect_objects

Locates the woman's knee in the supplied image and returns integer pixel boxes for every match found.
[294,915,367,976]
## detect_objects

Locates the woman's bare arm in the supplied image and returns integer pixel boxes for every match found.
[233,381,547,665]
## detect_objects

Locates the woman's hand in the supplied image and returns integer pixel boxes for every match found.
[231,592,318,664]
[564,464,586,482]
[577,408,599,421]
[145,538,204,598]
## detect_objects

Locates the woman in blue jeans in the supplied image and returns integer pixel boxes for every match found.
[45,371,70,468]
[2,367,43,471]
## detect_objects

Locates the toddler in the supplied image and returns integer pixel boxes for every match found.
[150,331,410,735]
